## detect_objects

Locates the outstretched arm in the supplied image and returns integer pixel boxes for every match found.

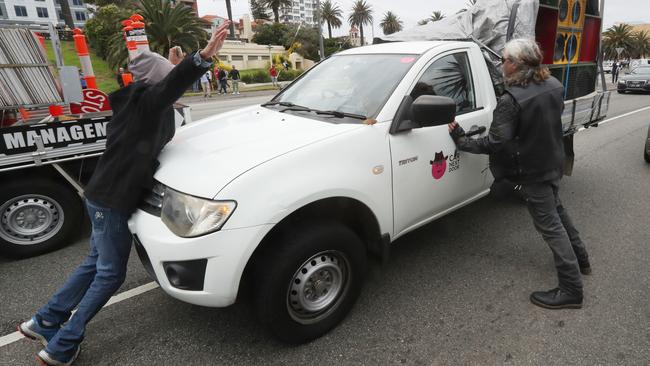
[143,21,230,111]
[448,93,519,155]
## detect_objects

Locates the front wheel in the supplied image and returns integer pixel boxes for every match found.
[0,179,82,258]
[254,222,367,344]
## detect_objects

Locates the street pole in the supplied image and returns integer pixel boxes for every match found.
[316,0,325,60]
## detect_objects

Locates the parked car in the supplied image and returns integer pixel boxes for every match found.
[617,66,650,93]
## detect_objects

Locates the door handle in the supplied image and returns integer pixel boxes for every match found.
[465,125,486,137]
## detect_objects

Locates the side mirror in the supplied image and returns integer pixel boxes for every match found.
[411,95,456,128]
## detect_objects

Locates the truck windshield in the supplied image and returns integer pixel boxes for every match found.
[269,54,419,121]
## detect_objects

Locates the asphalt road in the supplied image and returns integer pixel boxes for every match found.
[1,92,649,365]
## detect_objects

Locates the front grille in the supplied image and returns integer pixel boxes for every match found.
[626,80,647,88]
[140,182,164,216]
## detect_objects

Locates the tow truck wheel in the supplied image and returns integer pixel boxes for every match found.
[254,222,367,344]
[0,179,82,258]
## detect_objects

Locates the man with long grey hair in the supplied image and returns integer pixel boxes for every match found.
[18,22,231,366]
[448,38,591,310]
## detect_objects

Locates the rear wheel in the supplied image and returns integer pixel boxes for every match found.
[254,222,367,344]
[0,179,82,258]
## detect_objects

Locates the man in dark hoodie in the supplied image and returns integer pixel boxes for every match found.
[18,21,231,366]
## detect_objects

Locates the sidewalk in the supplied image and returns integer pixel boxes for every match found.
[179,88,279,105]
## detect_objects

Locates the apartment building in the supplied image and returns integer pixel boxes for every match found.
[0,0,91,27]
[280,0,319,26]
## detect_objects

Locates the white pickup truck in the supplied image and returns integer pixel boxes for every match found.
[129,40,607,343]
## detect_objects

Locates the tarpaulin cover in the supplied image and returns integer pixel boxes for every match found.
[378,0,540,60]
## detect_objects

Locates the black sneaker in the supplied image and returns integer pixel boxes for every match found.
[579,260,592,275]
[530,288,583,309]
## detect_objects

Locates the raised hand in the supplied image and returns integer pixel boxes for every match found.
[168,46,184,65]
[200,21,231,61]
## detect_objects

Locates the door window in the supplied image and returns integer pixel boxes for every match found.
[410,52,477,114]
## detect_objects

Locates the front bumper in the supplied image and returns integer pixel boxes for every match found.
[128,209,273,307]
[618,82,650,92]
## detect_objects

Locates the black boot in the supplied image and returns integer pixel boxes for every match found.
[579,259,592,275]
[530,288,583,309]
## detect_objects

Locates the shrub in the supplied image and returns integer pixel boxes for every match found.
[241,69,271,84]
[278,69,304,82]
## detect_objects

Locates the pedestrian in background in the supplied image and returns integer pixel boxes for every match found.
[218,67,228,94]
[230,65,241,94]
[200,70,212,98]
[612,60,619,83]
[269,64,279,87]
[17,21,231,366]
[448,38,591,310]
[79,71,87,89]
[116,67,125,88]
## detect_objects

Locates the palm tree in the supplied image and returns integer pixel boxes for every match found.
[348,0,373,46]
[250,0,271,20]
[429,11,445,22]
[262,0,293,23]
[380,11,403,35]
[602,23,634,60]
[632,30,650,59]
[106,0,209,69]
[59,0,75,29]
[321,0,343,39]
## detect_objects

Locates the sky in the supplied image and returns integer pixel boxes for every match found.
[198,0,650,39]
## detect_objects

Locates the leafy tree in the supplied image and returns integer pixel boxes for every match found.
[380,11,402,35]
[251,0,271,20]
[84,4,132,59]
[429,11,445,22]
[320,0,343,39]
[324,37,353,56]
[251,23,288,45]
[261,0,292,23]
[418,10,445,25]
[105,0,209,69]
[83,0,136,6]
[348,0,373,46]
[602,23,634,60]
[631,30,650,59]
[282,24,320,60]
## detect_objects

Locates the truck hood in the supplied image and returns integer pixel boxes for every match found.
[154,105,362,198]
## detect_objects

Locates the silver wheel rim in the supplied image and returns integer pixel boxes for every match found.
[0,194,64,246]
[287,250,349,325]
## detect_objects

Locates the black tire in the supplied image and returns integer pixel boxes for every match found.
[617,90,624,94]
[254,221,367,344]
[0,179,82,258]
[645,149,650,164]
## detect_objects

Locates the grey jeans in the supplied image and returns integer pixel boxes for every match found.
[521,179,588,295]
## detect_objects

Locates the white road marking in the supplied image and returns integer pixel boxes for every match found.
[0,282,159,348]
[579,105,650,131]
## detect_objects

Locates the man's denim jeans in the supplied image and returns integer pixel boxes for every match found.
[36,199,132,360]
[521,180,588,295]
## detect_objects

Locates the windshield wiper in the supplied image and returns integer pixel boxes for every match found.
[315,110,367,120]
[261,101,298,107]
[273,104,367,120]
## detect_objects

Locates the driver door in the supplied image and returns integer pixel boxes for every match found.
[389,50,491,236]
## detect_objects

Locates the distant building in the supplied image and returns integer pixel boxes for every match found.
[202,14,272,42]
[280,0,319,26]
[0,0,91,27]
[349,26,361,47]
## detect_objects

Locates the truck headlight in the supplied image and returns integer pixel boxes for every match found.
[161,187,236,238]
